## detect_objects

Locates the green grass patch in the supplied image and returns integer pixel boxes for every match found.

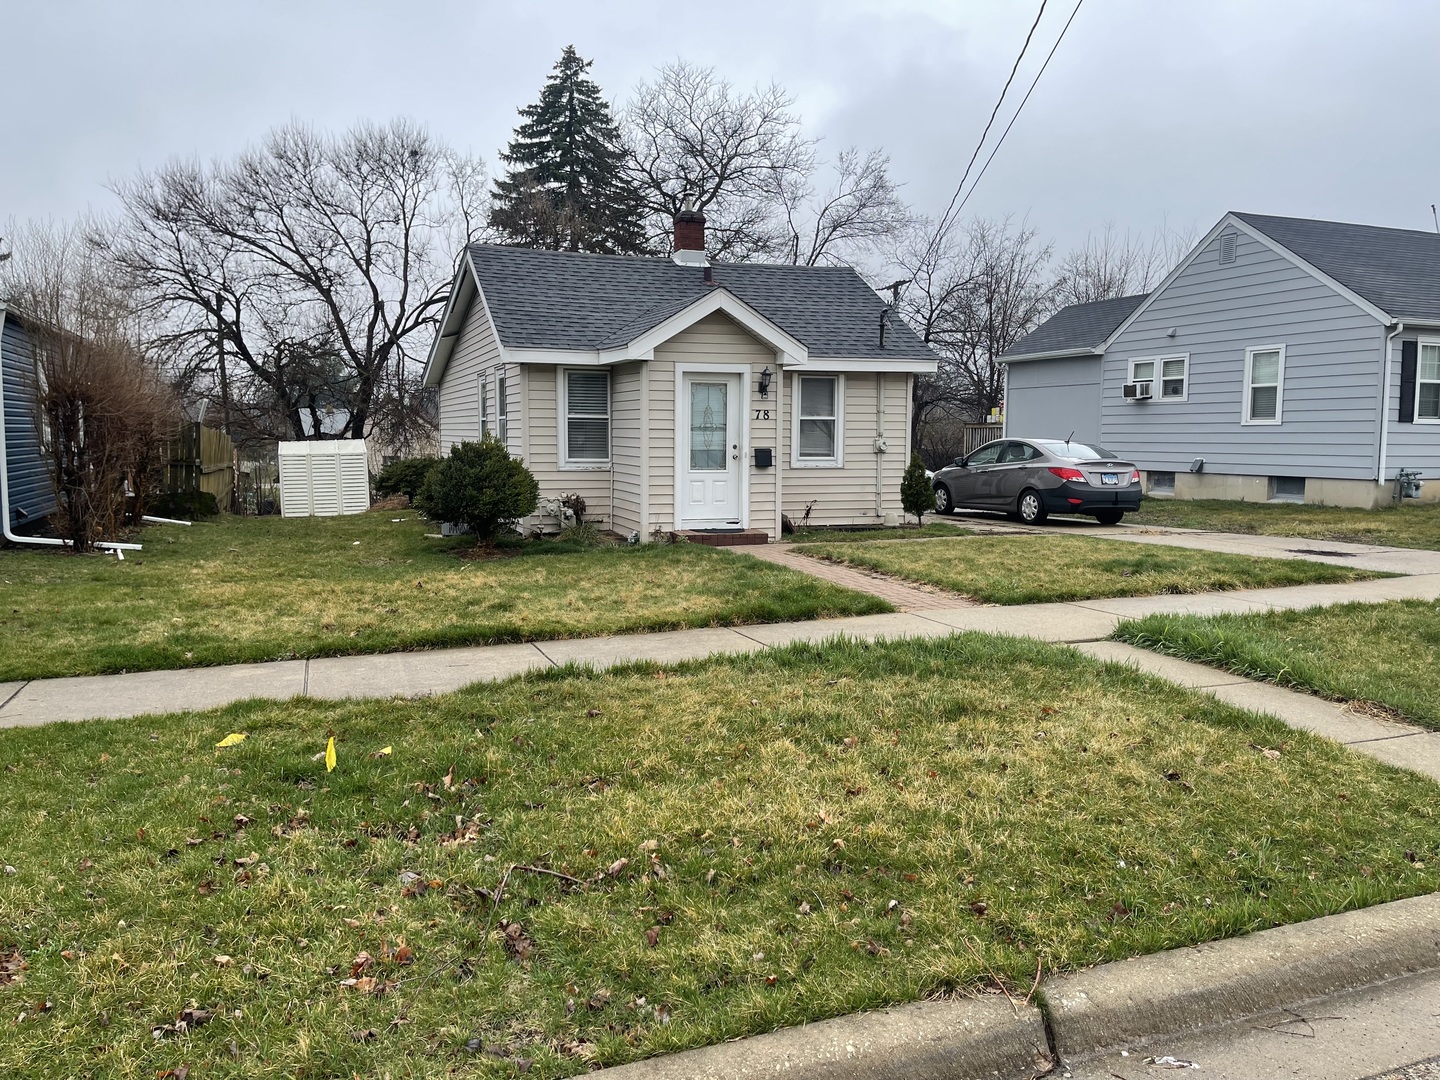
[1,635,1437,1077]
[1116,600,1440,728]
[791,534,1374,605]
[1129,498,1440,551]
[784,523,964,544]
[0,513,887,681]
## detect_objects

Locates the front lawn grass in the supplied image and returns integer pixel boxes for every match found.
[1117,600,1440,728]
[0,513,887,681]
[1129,498,1440,550]
[792,534,1374,605]
[1,635,1437,1079]
[784,522,965,544]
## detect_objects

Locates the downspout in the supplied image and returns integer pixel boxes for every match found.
[875,371,885,519]
[1377,321,1403,486]
[774,365,784,539]
[0,313,142,551]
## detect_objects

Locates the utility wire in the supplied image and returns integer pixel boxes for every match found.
[933,0,1051,242]
[950,0,1087,220]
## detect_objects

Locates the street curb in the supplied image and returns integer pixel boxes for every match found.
[1041,891,1440,1062]
[592,995,1051,1079]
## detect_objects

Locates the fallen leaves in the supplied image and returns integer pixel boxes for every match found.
[152,1005,212,1040]
[0,947,26,986]
[501,921,534,963]
[1249,742,1283,761]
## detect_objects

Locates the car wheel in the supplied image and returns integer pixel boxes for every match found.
[1095,509,1124,525]
[1017,489,1048,525]
[933,483,952,515]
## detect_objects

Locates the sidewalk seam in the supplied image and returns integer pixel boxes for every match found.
[0,681,28,713]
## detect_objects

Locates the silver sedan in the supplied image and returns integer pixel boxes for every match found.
[932,438,1141,525]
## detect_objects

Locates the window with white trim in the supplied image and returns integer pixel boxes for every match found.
[1244,345,1285,424]
[1420,343,1440,421]
[478,374,489,439]
[562,369,610,465]
[795,375,842,466]
[497,373,508,444]
[1128,355,1188,400]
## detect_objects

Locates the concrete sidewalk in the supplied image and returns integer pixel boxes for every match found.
[3,571,1437,729]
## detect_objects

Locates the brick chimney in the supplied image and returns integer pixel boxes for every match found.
[672,193,707,266]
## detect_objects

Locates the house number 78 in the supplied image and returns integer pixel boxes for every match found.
[753,409,771,420]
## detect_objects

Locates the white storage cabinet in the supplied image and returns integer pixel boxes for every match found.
[278,439,371,517]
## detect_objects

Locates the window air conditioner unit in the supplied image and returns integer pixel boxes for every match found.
[1123,380,1153,401]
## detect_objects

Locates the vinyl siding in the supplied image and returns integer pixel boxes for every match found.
[524,366,613,527]
[436,289,500,454]
[1384,333,1440,477]
[1005,357,1102,445]
[652,312,780,535]
[1101,227,1385,480]
[610,361,644,537]
[782,370,909,527]
[1,313,55,528]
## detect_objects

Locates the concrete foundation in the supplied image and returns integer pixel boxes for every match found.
[1142,470,1436,509]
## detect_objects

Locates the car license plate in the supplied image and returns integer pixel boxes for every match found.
[1101,473,1119,485]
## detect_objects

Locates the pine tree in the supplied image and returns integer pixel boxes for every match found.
[901,452,937,526]
[490,46,651,254]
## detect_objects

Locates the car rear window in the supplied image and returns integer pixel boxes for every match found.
[1035,440,1117,460]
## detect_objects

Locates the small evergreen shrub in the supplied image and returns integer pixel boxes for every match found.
[375,456,440,504]
[415,438,539,541]
[149,490,221,520]
[901,452,937,526]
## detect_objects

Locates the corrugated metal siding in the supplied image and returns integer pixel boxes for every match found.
[652,312,780,534]
[1006,357,1102,445]
[1101,228,1384,479]
[782,370,907,527]
[2,314,56,528]
[1384,334,1440,477]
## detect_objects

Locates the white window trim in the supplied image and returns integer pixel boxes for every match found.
[1416,339,1440,424]
[1242,343,1286,426]
[558,367,611,469]
[478,372,489,439]
[1127,354,1189,402]
[791,373,845,468]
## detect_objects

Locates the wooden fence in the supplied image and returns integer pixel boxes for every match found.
[161,423,235,510]
[961,422,1003,456]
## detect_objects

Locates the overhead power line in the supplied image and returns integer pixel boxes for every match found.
[950,0,1087,220]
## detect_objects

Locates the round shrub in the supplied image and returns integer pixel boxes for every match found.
[415,438,539,541]
[375,456,440,504]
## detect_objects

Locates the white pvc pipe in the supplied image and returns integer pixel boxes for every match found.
[142,515,192,526]
[0,313,143,552]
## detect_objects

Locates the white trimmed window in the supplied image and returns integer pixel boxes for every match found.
[561,369,610,466]
[1244,345,1285,424]
[794,375,843,466]
[1419,342,1440,422]
[1128,355,1188,400]
[478,374,489,439]
[497,373,508,444]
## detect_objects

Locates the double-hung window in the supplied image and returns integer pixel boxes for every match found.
[497,373,508,444]
[1244,345,1285,424]
[1420,343,1440,421]
[795,375,842,466]
[1128,355,1188,400]
[562,369,610,466]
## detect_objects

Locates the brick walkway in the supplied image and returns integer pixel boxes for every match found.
[732,543,973,612]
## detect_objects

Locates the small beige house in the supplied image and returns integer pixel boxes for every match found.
[422,209,937,540]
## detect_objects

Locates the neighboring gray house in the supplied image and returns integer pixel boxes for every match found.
[0,304,56,536]
[1001,212,1440,508]
[422,207,938,539]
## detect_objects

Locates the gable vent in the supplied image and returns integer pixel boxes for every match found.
[1219,232,1238,265]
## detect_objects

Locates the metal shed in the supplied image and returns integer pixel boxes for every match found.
[277,439,370,517]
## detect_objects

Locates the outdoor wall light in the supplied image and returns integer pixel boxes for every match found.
[758,366,773,398]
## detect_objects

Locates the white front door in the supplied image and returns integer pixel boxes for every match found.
[679,371,743,527]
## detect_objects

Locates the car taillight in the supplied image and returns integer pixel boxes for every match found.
[1131,470,1141,483]
[1048,467,1086,481]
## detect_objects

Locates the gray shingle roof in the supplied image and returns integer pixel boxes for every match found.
[1234,212,1440,322]
[1000,293,1149,360]
[465,245,936,360]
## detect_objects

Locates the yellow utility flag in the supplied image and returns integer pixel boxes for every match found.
[215,733,247,748]
[325,737,337,772]
[377,746,393,757]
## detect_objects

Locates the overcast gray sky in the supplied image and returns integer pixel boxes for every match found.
[5,0,1440,257]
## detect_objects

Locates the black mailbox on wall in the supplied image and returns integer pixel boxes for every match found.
[753,447,774,469]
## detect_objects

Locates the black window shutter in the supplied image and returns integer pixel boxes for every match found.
[1398,340,1417,423]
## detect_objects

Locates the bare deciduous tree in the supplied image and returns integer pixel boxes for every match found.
[1,219,177,549]
[101,119,487,453]
[622,61,910,265]
[1054,219,1198,307]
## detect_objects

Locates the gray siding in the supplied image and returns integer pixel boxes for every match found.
[1384,333,1440,478]
[437,289,501,455]
[2,313,55,528]
[1101,228,1385,480]
[1005,357,1101,445]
